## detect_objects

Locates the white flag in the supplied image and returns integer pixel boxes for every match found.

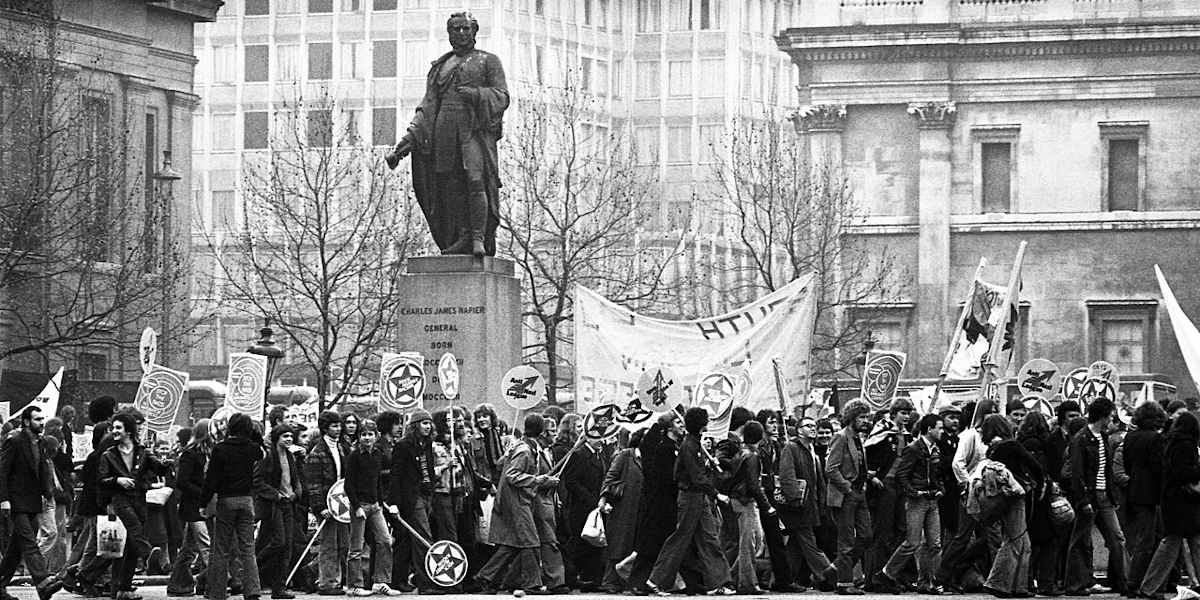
[1155,265,1200,394]
[27,367,63,417]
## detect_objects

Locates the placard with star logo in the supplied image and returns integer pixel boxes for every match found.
[379,352,425,412]
[326,479,351,524]
[424,539,468,587]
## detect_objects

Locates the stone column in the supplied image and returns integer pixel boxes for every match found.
[908,101,956,374]
[795,103,846,170]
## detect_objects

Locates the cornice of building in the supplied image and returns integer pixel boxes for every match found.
[778,18,1200,62]
[844,210,1200,235]
[146,0,224,24]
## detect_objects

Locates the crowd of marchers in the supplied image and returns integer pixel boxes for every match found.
[0,391,1197,600]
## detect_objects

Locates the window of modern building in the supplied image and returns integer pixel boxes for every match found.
[373,0,396,9]
[667,61,691,97]
[373,40,397,78]
[341,0,361,11]
[667,198,692,230]
[308,110,333,146]
[668,0,691,30]
[612,59,624,98]
[214,45,237,82]
[212,113,236,150]
[980,142,1011,213]
[404,39,427,74]
[340,42,361,79]
[244,111,269,149]
[278,44,302,81]
[535,46,545,84]
[634,125,659,164]
[309,43,333,80]
[373,107,396,146]
[635,60,659,98]
[1088,301,1157,375]
[309,0,333,13]
[535,0,544,15]
[637,0,660,32]
[245,45,269,82]
[245,0,270,15]
[584,0,594,25]
[666,124,691,164]
[700,0,721,29]
[698,123,722,163]
[611,0,622,31]
[211,169,238,230]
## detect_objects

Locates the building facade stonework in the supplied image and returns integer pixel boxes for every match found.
[779,0,1200,396]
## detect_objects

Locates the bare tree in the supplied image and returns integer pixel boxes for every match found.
[709,114,902,379]
[500,81,690,405]
[201,94,430,410]
[0,5,190,373]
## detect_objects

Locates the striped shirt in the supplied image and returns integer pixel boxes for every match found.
[1093,429,1107,491]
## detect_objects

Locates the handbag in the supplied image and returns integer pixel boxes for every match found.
[96,515,127,559]
[146,478,174,506]
[581,507,607,547]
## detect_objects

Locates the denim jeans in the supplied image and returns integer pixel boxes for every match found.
[256,500,294,592]
[208,496,261,600]
[986,497,1030,594]
[167,520,210,594]
[110,498,150,592]
[833,490,873,586]
[729,499,763,590]
[348,503,393,589]
[62,516,95,576]
[883,496,942,586]
[403,495,434,590]
[1126,504,1160,592]
[1067,491,1127,593]
[1139,534,1200,596]
[317,516,350,592]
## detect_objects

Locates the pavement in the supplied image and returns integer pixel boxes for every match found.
[0,587,1131,600]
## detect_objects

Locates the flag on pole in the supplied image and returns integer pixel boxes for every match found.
[27,367,63,417]
[1155,265,1200,394]
[945,277,1020,381]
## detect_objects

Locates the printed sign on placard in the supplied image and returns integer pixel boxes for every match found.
[501,365,545,410]
[861,350,907,410]
[425,540,469,587]
[1079,378,1118,406]
[134,364,190,434]
[226,353,268,419]
[326,479,351,524]
[636,367,683,409]
[584,404,621,441]
[139,328,158,375]
[1017,359,1062,402]
[379,352,425,412]
[438,353,460,400]
[1062,367,1090,400]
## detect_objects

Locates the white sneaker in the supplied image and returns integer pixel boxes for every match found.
[373,585,404,597]
[348,588,373,596]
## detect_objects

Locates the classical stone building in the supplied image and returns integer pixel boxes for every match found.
[0,0,220,397]
[780,0,1200,397]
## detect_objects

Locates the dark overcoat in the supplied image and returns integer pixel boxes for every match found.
[488,437,553,548]
[600,447,643,560]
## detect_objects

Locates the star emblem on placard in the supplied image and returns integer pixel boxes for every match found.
[586,404,620,440]
[424,540,468,587]
[387,363,424,404]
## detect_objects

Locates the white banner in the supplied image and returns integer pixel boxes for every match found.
[574,274,817,413]
[27,368,63,417]
[1155,265,1200,394]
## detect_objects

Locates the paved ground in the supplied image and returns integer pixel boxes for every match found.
[0,587,1130,600]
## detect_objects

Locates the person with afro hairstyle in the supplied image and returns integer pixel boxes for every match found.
[87,396,118,429]
[827,399,874,595]
[647,407,734,596]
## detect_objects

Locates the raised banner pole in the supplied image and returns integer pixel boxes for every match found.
[974,241,1027,426]
[932,257,988,405]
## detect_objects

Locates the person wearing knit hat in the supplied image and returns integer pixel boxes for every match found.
[828,399,873,595]
[864,397,917,589]
[390,408,439,593]
[408,408,433,425]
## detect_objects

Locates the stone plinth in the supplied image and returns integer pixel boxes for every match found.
[395,256,521,417]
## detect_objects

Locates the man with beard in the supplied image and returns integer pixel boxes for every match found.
[385,11,509,257]
[827,399,874,596]
[0,406,63,600]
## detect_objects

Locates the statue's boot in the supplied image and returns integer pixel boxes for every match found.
[468,189,488,257]
[442,228,472,255]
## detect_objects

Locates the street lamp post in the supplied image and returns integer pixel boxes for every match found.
[151,151,181,366]
[247,320,285,422]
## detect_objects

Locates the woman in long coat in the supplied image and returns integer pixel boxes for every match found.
[476,415,560,593]
[627,415,682,593]
[598,430,645,592]
[1137,412,1200,599]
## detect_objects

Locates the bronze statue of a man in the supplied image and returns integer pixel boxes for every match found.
[386,12,509,258]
